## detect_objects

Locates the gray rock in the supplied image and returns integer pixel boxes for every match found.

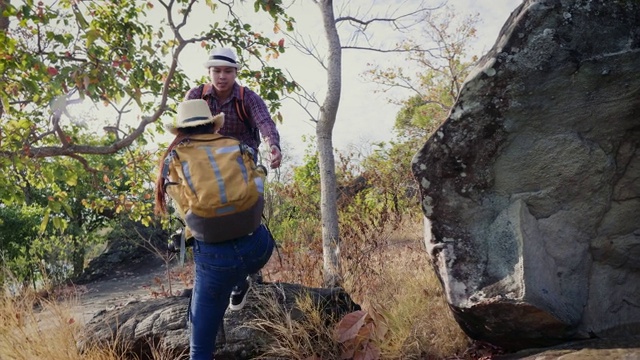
[496,336,640,359]
[412,0,640,351]
[79,282,360,359]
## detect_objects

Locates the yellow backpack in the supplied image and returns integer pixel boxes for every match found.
[163,133,265,243]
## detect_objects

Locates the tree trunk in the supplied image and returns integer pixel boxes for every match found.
[0,0,9,119]
[317,0,342,288]
[72,235,86,278]
[0,0,8,32]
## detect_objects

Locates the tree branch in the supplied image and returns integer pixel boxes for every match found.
[284,32,328,70]
[341,45,439,57]
[65,153,98,173]
[335,4,437,31]
[176,0,198,31]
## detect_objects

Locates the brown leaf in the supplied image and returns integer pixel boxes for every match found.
[368,306,389,340]
[354,340,381,360]
[335,310,368,343]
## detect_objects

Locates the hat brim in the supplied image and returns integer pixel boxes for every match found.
[165,113,225,135]
[203,59,241,69]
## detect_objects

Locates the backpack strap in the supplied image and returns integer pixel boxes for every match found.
[201,83,259,145]
[161,149,180,192]
[234,86,260,145]
[235,86,250,123]
[201,83,212,100]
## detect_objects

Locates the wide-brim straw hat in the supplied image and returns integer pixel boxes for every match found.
[203,47,241,69]
[165,99,225,135]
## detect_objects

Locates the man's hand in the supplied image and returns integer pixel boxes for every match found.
[270,144,282,169]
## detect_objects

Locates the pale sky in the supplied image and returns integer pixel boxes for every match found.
[62,0,523,166]
[177,0,524,164]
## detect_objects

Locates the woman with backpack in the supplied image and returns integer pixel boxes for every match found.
[154,99,275,360]
[185,46,282,320]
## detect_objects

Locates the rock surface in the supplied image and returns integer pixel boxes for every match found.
[79,282,361,360]
[412,0,640,351]
[496,336,640,360]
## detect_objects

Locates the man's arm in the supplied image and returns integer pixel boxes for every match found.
[244,90,281,149]
[244,91,282,168]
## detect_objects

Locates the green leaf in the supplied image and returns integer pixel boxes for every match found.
[65,171,78,186]
[85,29,101,48]
[62,202,73,217]
[53,216,62,230]
[74,9,89,29]
[205,0,217,11]
[17,119,31,129]
[39,209,50,234]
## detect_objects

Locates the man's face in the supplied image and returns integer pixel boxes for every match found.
[209,66,237,93]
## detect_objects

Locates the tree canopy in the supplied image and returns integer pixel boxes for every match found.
[0,0,295,215]
[0,0,296,284]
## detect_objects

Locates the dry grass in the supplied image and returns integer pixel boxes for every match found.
[1,217,473,360]
[247,216,472,360]
[0,290,113,360]
[0,286,180,360]
[341,218,471,359]
[244,290,342,360]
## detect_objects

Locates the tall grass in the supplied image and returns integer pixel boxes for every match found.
[256,215,471,359]
[1,219,472,360]
[0,278,182,360]
[0,290,116,360]
[245,291,342,360]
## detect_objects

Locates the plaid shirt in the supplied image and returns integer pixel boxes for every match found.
[185,83,280,152]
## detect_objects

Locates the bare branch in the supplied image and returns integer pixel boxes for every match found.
[176,0,198,31]
[65,153,99,173]
[341,45,439,57]
[108,97,134,137]
[335,3,438,31]
[52,112,70,147]
[284,32,327,70]
[30,129,56,143]
[284,96,320,124]
[0,0,9,33]
[378,74,426,97]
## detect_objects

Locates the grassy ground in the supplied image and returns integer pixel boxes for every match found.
[0,217,482,360]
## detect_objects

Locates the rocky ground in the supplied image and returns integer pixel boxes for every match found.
[63,226,192,325]
[70,260,187,325]
[60,231,640,359]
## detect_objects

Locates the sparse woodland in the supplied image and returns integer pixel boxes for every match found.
[0,1,493,358]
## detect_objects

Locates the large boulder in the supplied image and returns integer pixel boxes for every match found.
[412,0,640,351]
[79,282,361,359]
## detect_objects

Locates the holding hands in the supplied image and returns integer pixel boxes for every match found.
[270,145,282,169]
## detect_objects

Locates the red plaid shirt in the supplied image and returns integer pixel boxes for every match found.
[185,83,280,152]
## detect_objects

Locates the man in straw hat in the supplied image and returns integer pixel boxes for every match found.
[185,47,282,169]
[155,99,275,360]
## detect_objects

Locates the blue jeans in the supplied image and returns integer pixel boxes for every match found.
[189,224,274,360]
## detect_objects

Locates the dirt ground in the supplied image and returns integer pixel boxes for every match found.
[65,260,188,325]
[68,249,286,325]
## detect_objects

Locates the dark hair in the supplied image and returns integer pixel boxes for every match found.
[154,123,216,215]
[176,123,215,135]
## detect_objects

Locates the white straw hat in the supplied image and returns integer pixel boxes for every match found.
[165,99,225,135]
[203,47,241,69]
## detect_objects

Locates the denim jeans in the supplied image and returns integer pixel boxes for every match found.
[189,224,274,360]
